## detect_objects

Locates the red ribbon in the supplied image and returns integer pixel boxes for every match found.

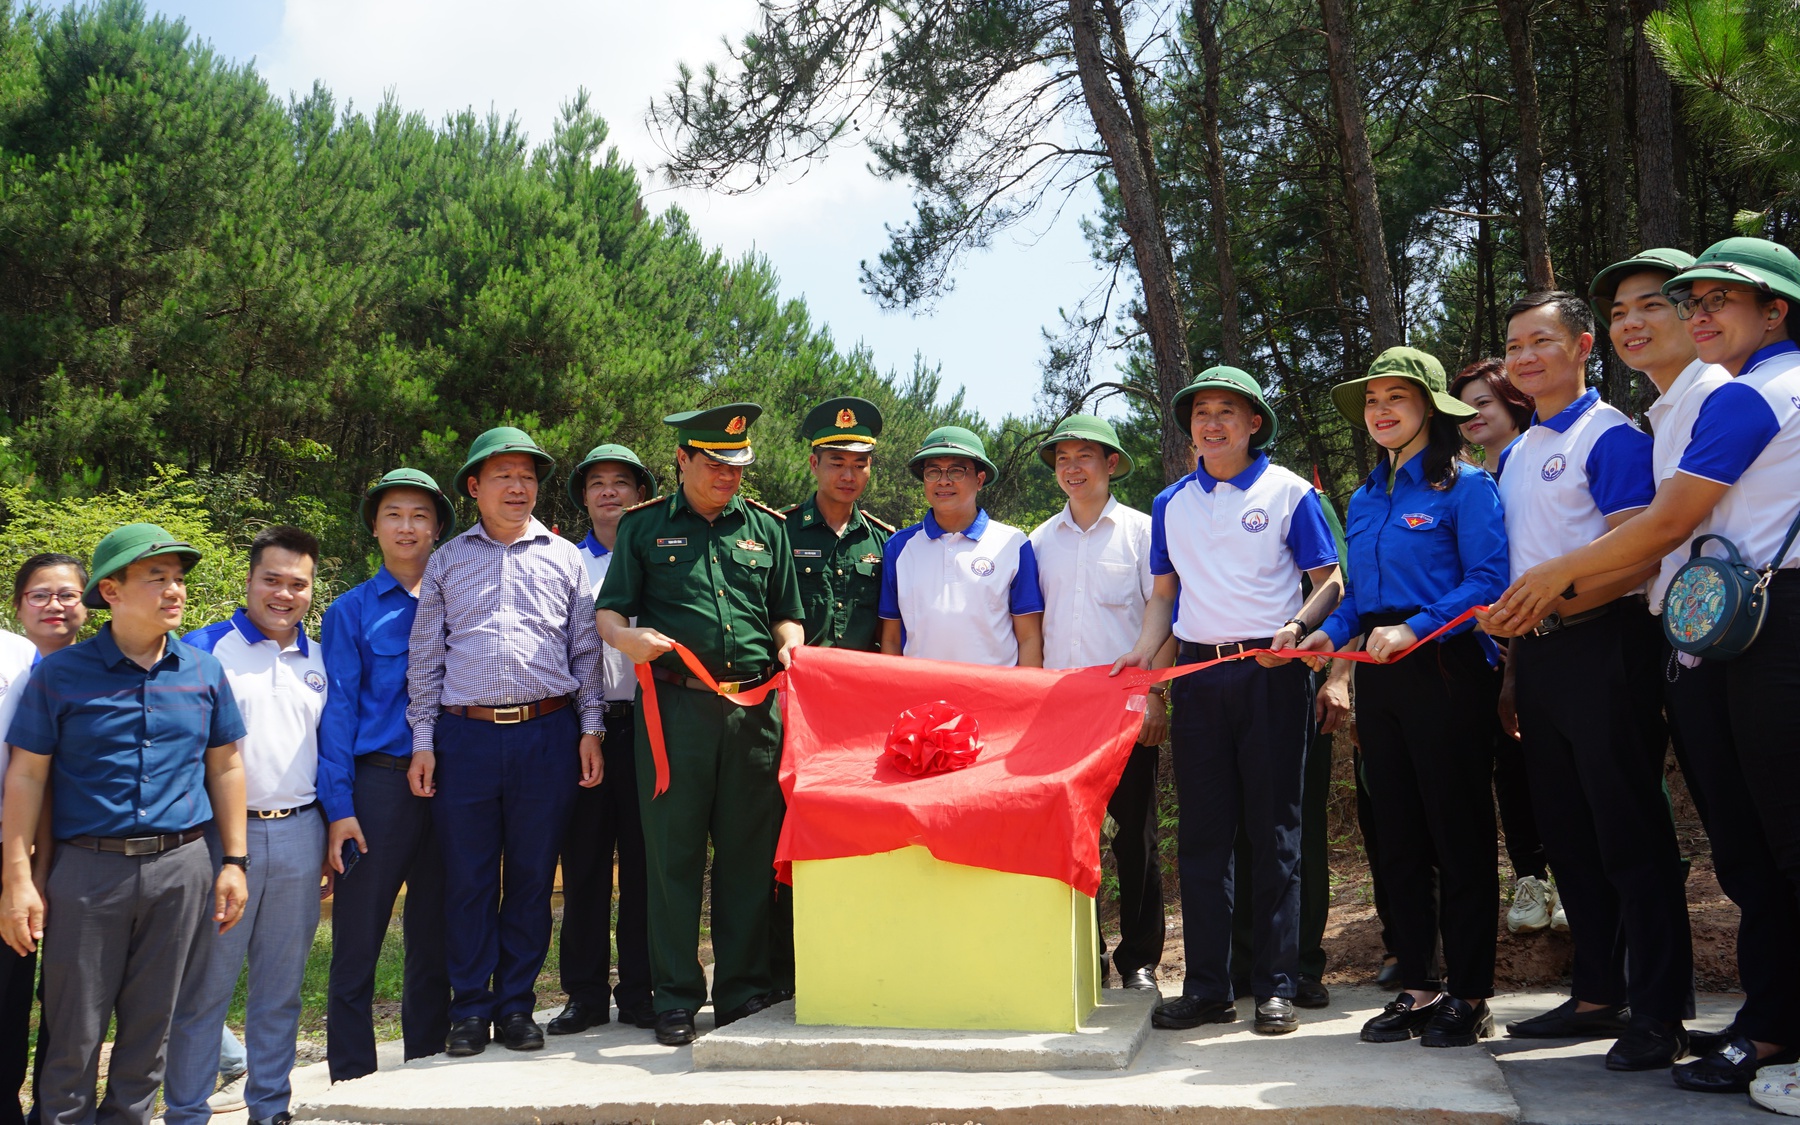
[635,606,1486,798]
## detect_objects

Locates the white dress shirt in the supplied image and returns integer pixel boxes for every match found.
[1029,497,1154,670]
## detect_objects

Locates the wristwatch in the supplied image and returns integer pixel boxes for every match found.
[582,728,606,739]
[221,855,249,871]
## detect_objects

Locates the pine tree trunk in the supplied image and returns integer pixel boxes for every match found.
[1069,0,1194,482]
[1318,0,1403,351]
[1497,0,1556,290]
[1632,0,1681,247]
[1192,0,1241,365]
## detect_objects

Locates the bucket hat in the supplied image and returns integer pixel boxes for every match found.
[1172,366,1278,448]
[908,426,998,481]
[1662,236,1800,308]
[1036,415,1134,480]
[567,444,657,508]
[360,468,456,540]
[1330,346,1476,429]
[83,523,201,609]
[454,426,555,499]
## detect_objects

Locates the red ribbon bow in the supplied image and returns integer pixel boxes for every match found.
[883,700,984,777]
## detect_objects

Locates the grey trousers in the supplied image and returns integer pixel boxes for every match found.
[39,838,213,1125]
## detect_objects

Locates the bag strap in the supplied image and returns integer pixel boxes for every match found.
[1771,505,1800,572]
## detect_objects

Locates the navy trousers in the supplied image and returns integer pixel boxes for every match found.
[1170,651,1309,1002]
[557,705,652,1011]
[435,706,581,1023]
[326,754,451,1081]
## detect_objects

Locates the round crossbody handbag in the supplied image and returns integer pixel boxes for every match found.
[1662,511,1800,660]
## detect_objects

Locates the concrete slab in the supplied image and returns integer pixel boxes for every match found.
[690,991,1156,1071]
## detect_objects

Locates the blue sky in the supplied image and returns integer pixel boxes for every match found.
[112,0,1112,425]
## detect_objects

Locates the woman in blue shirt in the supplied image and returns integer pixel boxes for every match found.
[1299,347,1510,1048]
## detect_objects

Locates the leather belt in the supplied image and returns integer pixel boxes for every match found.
[359,752,410,772]
[602,700,636,715]
[64,827,205,857]
[251,800,319,820]
[442,696,570,724]
[1529,599,1622,637]
[650,666,770,695]
[1179,638,1275,664]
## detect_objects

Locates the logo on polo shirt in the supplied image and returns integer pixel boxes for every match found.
[1791,395,1800,410]
[1541,454,1567,481]
[970,557,996,576]
[1240,508,1270,533]
[1401,513,1435,529]
[304,670,326,693]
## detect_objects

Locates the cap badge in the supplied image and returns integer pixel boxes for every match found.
[726,415,747,435]
[836,407,857,428]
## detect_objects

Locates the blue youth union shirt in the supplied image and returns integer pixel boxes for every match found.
[315,567,419,823]
[5,624,246,839]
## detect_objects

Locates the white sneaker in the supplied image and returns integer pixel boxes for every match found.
[1549,884,1569,932]
[208,1071,248,1114]
[1752,1067,1800,1116]
[1506,876,1553,933]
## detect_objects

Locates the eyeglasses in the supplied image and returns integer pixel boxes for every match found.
[920,466,971,484]
[1674,262,1773,320]
[23,591,81,608]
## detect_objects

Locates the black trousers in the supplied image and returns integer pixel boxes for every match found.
[1353,746,1400,959]
[1171,653,1309,1001]
[1491,698,1549,880]
[0,943,33,1125]
[1356,634,1499,998]
[557,706,652,1010]
[1513,602,1693,1021]
[326,755,451,1082]
[1667,643,1800,1045]
[1100,740,1165,978]
[1728,572,1800,912]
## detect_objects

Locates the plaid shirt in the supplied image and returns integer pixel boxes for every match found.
[406,517,603,754]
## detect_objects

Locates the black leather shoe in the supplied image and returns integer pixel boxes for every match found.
[1375,956,1401,988]
[1253,996,1298,1035]
[1294,975,1330,1009]
[1362,992,1443,1043]
[1672,1036,1798,1092]
[1507,998,1632,1039]
[1685,1023,1737,1058]
[445,1016,490,1057]
[1152,995,1237,1030]
[654,1008,697,1046]
[1422,997,1494,1048]
[1605,1014,1687,1071]
[617,999,659,1029]
[714,992,775,1029]
[1123,967,1158,991]
[546,999,608,1035]
[497,1012,544,1051]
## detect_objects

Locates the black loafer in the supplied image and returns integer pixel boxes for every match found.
[616,999,659,1029]
[1422,997,1494,1048]
[1123,967,1159,991]
[654,1008,697,1046]
[546,999,608,1035]
[1672,1036,1800,1093]
[445,1016,490,1057]
[1685,1023,1737,1058]
[1362,992,1443,1043]
[1294,975,1330,1009]
[1507,998,1632,1039]
[1152,995,1237,1030]
[1254,996,1298,1035]
[497,1012,544,1051]
[1605,1014,1687,1071]
[1375,956,1401,988]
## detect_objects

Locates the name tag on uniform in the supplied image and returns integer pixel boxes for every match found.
[656,537,688,547]
[793,549,823,557]
[736,538,766,552]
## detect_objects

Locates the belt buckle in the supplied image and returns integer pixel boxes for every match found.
[1531,612,1564,637]
[122,836,161,857]
[1219,642,1246,659]
[255,808,290,820]
[492,705,526,724]
[716,680,743,695]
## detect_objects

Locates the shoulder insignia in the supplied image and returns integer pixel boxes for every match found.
[744,496,787,520]
[863,511,897,534]
[779,502,802,515]
[623,495,667,515]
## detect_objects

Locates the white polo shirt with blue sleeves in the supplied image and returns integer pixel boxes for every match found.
[184,608,327,812]
[1644,358,1731,612]
[1496,388,1655,574]
[878,508,1045,665]
[1149,453,1338,645]
[1677,339,1800,571]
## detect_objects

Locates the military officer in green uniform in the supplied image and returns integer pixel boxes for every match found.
[594,403,804,1047]
[781,396,895,652]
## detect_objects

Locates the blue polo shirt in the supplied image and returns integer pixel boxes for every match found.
[316,567,419,823]
[1321,457,1510,653]
[4,625,246,839]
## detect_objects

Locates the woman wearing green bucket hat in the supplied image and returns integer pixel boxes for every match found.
[1299,346,1511,1048]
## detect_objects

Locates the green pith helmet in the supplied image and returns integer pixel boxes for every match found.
[665,402,762,466]
[567,444,657,509]
[454,426,556,499]
[1329,346,1476,428]
[83,523,201,609]
[1662,236,1800,308]
[1172,366,1278,448]
[1036,414,1134,480]
[360,467,457,540]
[907,425,998,481]
[803,396,883,453]
[1589,248,1696,311]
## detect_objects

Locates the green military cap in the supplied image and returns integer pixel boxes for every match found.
[666,402,762,466]
[1589,248,1696,310]
[454,426,556,499]
[907,425,998,481]
[567,443,657,508]
[1172,365,1279,448]
[1663,236,1800,308]
[1036,414,1134,480]
[803,396,883,453]
[84,523,201,609]
[360,467,457,540]
[1330,346,1476,428]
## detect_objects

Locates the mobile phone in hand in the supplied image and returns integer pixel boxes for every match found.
[340,839,362,878]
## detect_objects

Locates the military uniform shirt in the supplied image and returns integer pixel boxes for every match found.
[596,491,805,681]
[781,495,892,651]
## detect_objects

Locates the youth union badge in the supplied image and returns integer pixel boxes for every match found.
[1240,508,1270,533]
[1401,512,1435,529]
[304,670,327,693]
[970,557,996,576]
[1541,454,1567,481]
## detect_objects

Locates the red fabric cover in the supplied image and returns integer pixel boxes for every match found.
[774,646,1143,896]
[884,700,984,776]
